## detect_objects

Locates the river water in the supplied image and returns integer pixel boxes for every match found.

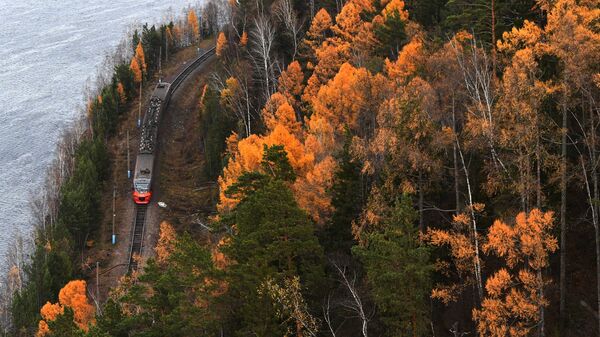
[0,0,194,269]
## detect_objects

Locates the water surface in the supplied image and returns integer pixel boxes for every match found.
[0,0,194,268]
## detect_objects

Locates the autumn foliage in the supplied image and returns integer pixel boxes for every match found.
[134,42,146,75]
[22,0,600,336]
[37,280,95,336]
[188,9,200,43]
[474,209,557,337]
[156,221,177,263]
[130,57,142,84]
[216,32,227,57]
[240,31,248,47]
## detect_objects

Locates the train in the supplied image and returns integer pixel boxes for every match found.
[132,81,170,204]
[131,47,216,205]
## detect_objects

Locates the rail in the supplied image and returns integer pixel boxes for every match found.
[125,46,216,274]
[127,204,147,273]
[168,46,216,100]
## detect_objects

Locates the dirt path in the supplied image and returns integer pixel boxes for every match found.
[86,40,215,302]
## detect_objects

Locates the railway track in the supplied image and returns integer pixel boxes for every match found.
[128,204,147,272]
[126,46,215,273]
[165,47,216,107]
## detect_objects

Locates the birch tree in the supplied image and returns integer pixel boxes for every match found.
[250,14,276,103]
[272,0,303,60]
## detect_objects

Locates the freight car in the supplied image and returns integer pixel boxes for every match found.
[132,82,170,204]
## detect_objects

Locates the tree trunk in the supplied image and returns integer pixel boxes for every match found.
[418,170,424,232]
[491,0,496,74]
[560,98,567,335]
[297,319,304,337]
[536,104,545,337]
[452,94,460,214]
[596,223,600,337]
[456,136,483,303]
[591,97,600,337]
[582,154,600,337]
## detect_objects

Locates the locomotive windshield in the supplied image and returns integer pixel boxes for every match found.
[134,179,150,193]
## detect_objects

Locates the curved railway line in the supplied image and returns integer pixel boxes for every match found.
[126,46,215,273]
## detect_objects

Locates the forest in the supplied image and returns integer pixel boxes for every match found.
[4,0,600,336]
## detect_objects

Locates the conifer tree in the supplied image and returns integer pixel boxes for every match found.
[216,32,228,57]
[240,31,248,47]
[353,194,433,337]
[129,57,142,84]
[134,42,147,75]
[187,9,200,44]
[222,145,325,336]
[110,233,221,336]
[325,131,363,253]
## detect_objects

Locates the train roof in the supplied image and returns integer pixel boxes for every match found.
[152,82,171,100]
[134,153,154,180]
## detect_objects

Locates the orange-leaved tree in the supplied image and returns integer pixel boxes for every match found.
[217,126,313,213]
[216,32,228,57]
[37,280,95,336]
[37,302,63,337]
[426,209,484,305]
[474,209,557,337]
[134,42,147,75]
[300,8,332,65]
[277,61,304,113]
[117,82,126,104]
[156,221,177,263]
[262,93,302,136]
[311,62,365,133]
[240,30,248,47]
[302,2,372,102]
[188,9,200,44]
[130,57,142,84]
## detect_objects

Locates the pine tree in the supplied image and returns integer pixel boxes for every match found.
[325,131,363,253]
[444,0,539,51]
[373,4,407,58]
[353,194,433,337]
[222,145,325,336]
[111,233,221,336]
